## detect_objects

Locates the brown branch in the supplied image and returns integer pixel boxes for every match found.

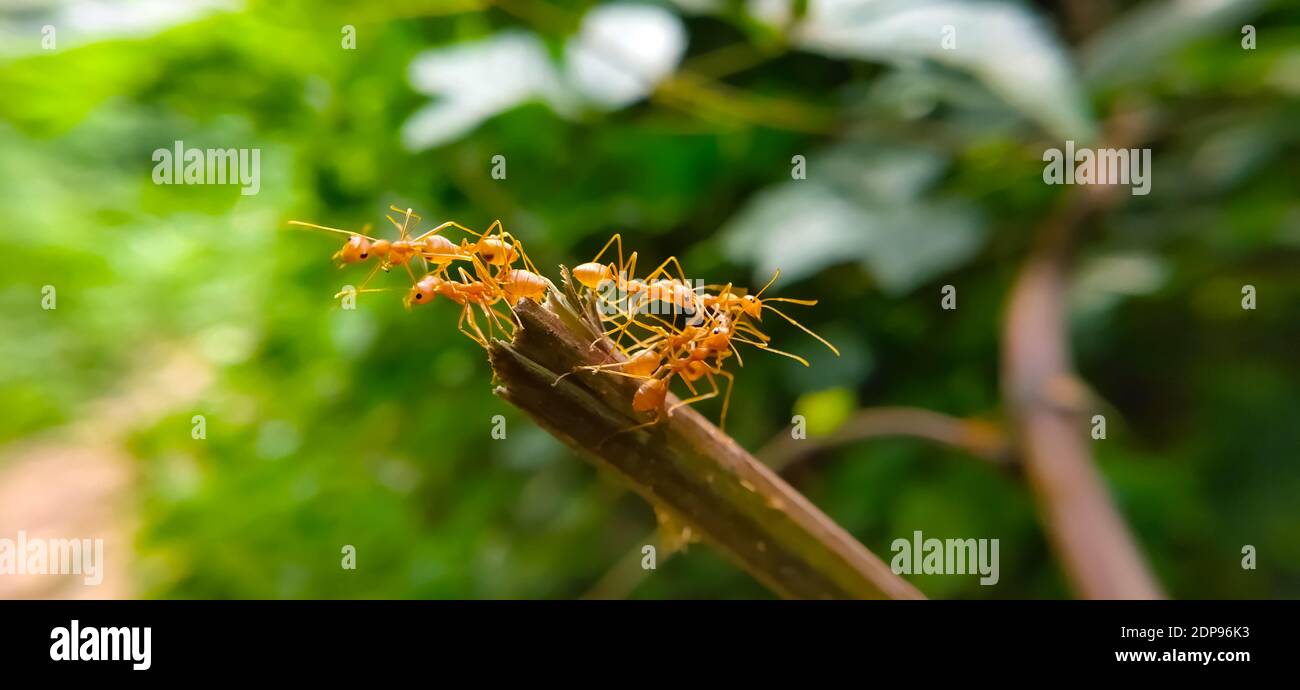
[1000,112,1163,599]
[756,407,1013,474]
[585,407,1012,600]
[489,278,923,600]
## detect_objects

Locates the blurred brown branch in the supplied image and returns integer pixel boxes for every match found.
[1000,109,1163,599]
[757,407,1013,473]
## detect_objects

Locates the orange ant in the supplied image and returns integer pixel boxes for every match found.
[557,313,739,431]
[603,338,736,434]
[416,217,550,307]
[574,234,706,317]
[573,234,636,292]
[564,236,844,434]
[404,255,520,347]
[573,235,711,354]
[704,272,840,358]
[290,206,456,296]
[290,207,550,310]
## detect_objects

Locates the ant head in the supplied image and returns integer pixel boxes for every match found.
[333,235,371,264]
[405,275,438,308]
[741,294,761,319]
[704,324,730,350]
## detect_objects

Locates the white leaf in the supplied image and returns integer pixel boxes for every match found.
[403,32,572,150]
[1082,0,1267,87]
[721,182,873,286]
[720,178,986,295]
[565,3,688,109]
[752,0,1096,142]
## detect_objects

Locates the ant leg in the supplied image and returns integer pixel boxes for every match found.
[597,310,651,350]
[597,411,666,448]
[455,303,477,345]
[624,251,638,285]
[592,319,662,358]
[715,368,735,431]
[667,372,719,416]
[468,306,490,347]
[336,262,384,299]
[753,269,781,299]
[288,220,381,242]
[386,206,420,240]
[641,255,690,285]
[678,372,700,397]
[488,304,515,335]
[402,261,422,287]
[732,336,811,366]
[588,233,624,269]
[413,220,474,242]
[733,320,772,343]
[388,205,421,222]
[385,212,409,239]
[763,305,840,356]
[482,302,514,342]
[509,236,542,276]
[578,367,655,382]
[478,301,495,344]
[458,304,488,348]
[725,340,745,367]
[552,358,653,387]
[467,258,524,329]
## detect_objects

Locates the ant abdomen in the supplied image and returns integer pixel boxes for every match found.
[632,378,668,413]
[625,350,661,377]
[572,262,612,290]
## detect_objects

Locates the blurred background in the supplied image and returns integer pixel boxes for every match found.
[0,0,1296,599]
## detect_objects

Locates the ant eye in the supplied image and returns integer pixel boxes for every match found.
[712,328,720,335]
[360,252,368,258]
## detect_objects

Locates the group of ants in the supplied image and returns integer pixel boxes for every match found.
[291,206,838,433]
